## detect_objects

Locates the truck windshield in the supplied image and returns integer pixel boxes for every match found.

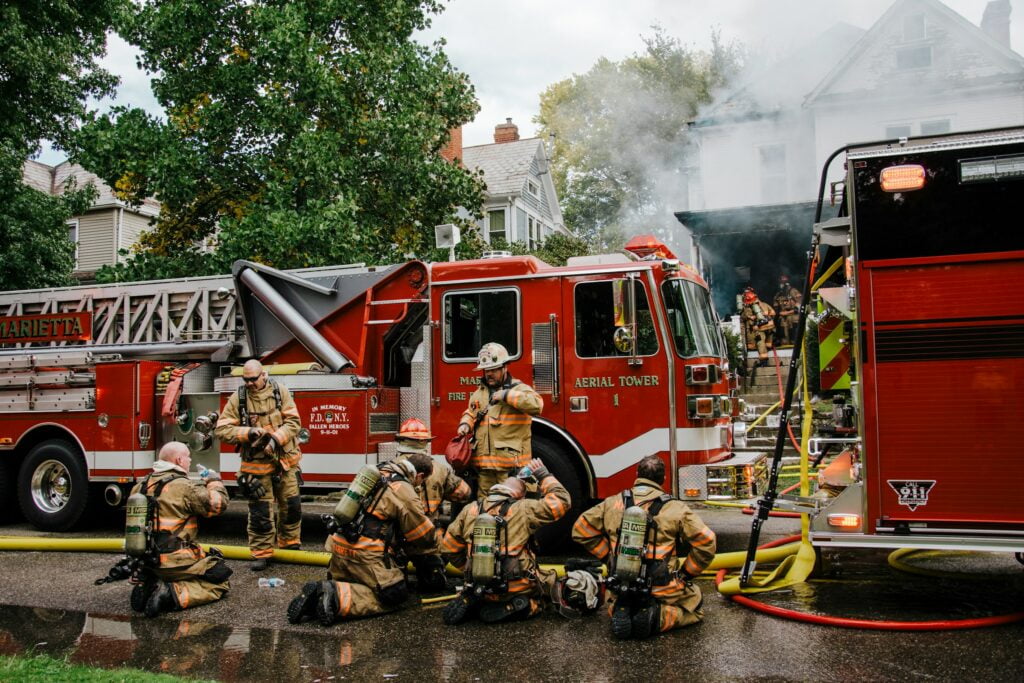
[661,279,725,358]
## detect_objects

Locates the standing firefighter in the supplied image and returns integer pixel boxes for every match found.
[457,342,543,499]
[740,289,776,365]
[772,275,802,347]
[440,460,570,624]
[125,441,231,618]
[396,418,472,592]
[214,359,303,571]
[286,458,436,625]
[572,455,716,639]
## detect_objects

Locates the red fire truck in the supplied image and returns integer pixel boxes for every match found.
[0,237,762,532]
[760,127,1024,558]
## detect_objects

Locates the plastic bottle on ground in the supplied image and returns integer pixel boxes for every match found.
[258,577,285,588]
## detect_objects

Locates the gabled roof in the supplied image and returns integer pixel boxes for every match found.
[805,0,1024,105]
[461,137,546,196]
[21,159,160,217]
[695,23,866,126]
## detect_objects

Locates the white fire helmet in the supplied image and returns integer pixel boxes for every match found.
[475,342,510,371]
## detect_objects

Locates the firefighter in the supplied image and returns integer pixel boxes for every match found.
[457,342,543,500]
[572,455,716,639]
[740,289,776,365]
[772,274,802,347]
[439,459,570,624]
[214,359,303,571]
[286,457,436,625]
[395,418,472,592]
[129,441,232,618]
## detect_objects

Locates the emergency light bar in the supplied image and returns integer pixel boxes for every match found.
[880,164,926,192]
[959,154,1024,184]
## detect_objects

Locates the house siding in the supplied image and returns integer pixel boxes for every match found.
[120,210,152,254]
[76,209,117,272]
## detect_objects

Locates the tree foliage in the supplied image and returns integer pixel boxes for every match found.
[0,0,121,290]
[536,28,743,253]
[75,0,485,283]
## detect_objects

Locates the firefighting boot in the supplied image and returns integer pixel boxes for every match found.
[316,580,339,627]
[610,603,633,640]
[250,558,272,572]
[130,577,158,613]
[287,581,322,625]
[479,596,531,624]
[631,603,661,640]
[442,592,475,625]
[144,582,179,618]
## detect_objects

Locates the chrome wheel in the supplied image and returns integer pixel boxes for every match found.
[31,459,72,514]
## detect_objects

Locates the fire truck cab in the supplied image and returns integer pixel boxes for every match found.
[794,127,1024,554]
[0,237,762,532]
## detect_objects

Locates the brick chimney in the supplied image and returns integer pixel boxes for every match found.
[494,118,520,144]
[981,0,1011,48]
[440,125,462,164]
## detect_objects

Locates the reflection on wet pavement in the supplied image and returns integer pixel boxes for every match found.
[1,548,1022,682]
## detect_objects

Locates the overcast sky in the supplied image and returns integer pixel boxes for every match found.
[39,0,1024,163]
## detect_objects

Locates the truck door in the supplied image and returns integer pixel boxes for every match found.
[561,273,669,496]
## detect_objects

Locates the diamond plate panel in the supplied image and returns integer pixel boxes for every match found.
[679,465,707,500]
[376,441,399,464]
[401,326,431,432]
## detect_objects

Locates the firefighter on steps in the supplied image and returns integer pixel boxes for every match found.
[572,455,716,639]
[458,342,543,499]
[215,359,303,572]
[440,460,570,624]
[740,289,776,365]
[129,441,232,618]
[772,274,802,347]
[395,418,472,592]
[286,458,436,625]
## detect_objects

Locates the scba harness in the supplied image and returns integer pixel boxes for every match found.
[609,489,677,602]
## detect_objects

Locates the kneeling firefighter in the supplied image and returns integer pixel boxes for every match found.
[286,457,436,625]
[440,459,570,624]
[103,441,232,618]
[572,455,716,639]
[395,418,472,593]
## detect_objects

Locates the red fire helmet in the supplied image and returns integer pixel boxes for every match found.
[743,291,758,304]
[398,418,433,441]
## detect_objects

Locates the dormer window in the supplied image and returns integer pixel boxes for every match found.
[896,45,931,70]
[903,13,925,41]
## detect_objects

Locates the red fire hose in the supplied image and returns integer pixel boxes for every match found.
[716,535,1024,630]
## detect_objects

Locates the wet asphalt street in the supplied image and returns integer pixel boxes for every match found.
[1,500,1022,681]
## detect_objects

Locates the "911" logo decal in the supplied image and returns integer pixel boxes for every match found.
[887,480,936,511]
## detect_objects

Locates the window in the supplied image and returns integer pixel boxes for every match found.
[526,179,539,197]
[885,124,912,139]
[443,288,520,361]
[67,220,79,270]
[759,144,787,202]
[527,216,538,249]
[896,46,931,70]
[487,209,506,244]
[921,119,950,136]
[574,280,658,358]
[661,279,725,358]
[903,14,925,41]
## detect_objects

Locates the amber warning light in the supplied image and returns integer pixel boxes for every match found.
[879,164,926,192]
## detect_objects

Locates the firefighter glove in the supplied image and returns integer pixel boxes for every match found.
[457,422,471,436]
[247,427,265,444]
[527,458,549,480]
[490,389,508,404]
[238,473,267,500]
[263,435,280,456]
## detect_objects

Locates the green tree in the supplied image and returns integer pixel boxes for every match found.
[0,0,122,290]
[74,0,484,282]
[536,28,743,253]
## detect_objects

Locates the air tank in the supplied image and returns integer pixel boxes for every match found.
[332,465,381,526]
[470,513,498,583]
[614,505,648,582]
[124,492,150,557]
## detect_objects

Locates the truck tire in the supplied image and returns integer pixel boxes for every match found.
[17,439,90,531]
[0,458,17,521]
[532,434,588,552]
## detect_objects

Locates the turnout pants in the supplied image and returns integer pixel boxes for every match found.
[324,540,407,620]
[156,555,230,609]
[609,579,703,633]
[248,468,302,558]
[476,468,519,500]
